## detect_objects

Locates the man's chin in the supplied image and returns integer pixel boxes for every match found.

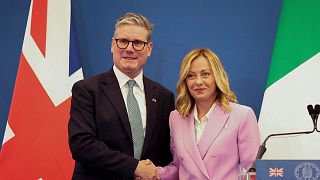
[122,68,141,78]
[124,68,137,74]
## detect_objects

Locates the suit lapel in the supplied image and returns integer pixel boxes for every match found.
[100,70,132,140]
[197,103,230,159]
[184,111,209,178]
[141,77,158,155]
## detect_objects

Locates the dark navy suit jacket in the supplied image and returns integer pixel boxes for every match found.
[68,69,174,180]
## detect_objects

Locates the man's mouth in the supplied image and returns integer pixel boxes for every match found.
[123,56,137,60]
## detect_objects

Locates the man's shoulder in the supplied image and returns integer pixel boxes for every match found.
[75,70,113,87]
[143,76,173,94]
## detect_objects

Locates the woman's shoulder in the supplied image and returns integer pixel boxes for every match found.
[169,110,189,123]
[229,102,254,114]
[170,110,183,119]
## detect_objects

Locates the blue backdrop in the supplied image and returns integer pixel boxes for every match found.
[0,0,282,144]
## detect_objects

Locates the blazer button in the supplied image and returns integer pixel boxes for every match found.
[211,151,217,157]
[179,155,184,161]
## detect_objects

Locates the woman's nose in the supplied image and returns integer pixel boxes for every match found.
[195,76,203,85]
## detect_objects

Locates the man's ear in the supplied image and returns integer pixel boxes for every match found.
[111,39,115,53]
[147,42,153,57]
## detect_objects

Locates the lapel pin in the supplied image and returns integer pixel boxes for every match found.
[152,98,157,102]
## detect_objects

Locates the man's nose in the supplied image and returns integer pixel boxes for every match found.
[125,42,135,51]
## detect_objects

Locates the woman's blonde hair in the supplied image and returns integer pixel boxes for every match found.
[176,48,238,117]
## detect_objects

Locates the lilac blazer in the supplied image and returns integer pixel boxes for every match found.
[157,102,260,180]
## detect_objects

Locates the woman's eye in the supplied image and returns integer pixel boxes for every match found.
[202,72,210,77]
[186,74,195,79]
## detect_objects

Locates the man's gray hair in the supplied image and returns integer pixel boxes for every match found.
[115,12,153,42]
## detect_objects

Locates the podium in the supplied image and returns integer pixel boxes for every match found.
[256,160,320,179]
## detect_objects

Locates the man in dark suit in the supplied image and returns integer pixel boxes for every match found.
[68,13,174,180]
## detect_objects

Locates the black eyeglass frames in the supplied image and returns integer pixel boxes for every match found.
[114,38,148,51]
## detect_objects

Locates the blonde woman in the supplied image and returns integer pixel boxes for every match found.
[157,48,260,180]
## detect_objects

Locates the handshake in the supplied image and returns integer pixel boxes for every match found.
[134,159,160,180]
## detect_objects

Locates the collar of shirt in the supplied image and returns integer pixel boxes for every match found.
[193,102,216,123]
[113,65,147,134]
[193,102,216,143]
[113,65,144,91]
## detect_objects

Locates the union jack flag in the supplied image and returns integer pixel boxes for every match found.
[0,0,83,179]
[269,167,284,177]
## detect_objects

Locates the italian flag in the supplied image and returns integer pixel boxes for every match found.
[259,0,320,159]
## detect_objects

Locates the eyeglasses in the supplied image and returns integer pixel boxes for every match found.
[114,38,148,51]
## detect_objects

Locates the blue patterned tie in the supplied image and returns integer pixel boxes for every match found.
[127,80,144,159]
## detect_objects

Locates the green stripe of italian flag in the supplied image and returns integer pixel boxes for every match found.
[258,0,320,159]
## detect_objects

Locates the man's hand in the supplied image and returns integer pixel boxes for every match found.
[134,159,160,180]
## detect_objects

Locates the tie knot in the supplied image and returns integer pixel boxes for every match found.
[127,80,136,89]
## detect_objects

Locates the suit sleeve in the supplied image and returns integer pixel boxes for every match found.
[68,81,138,178]
[238,108,261,170]
[157,112,179,180]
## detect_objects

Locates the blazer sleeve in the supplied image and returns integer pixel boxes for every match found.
[68,81,138,178]
[238,107,261,170]
[157,112,179,180]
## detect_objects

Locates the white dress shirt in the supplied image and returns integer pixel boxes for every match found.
[113,65,147,135]
[194,103,216,143]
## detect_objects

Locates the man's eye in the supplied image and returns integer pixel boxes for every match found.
[133,41,144,46]
[119,39,128,44]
